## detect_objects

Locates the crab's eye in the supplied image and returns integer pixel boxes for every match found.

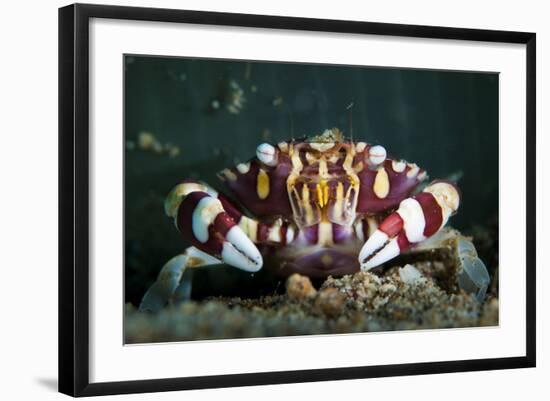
[256,143,278,167]
[367,145,387,166]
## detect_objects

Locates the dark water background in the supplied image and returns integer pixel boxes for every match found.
[124,55,498,305]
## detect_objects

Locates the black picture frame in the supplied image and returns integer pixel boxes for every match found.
[58,3,536,397]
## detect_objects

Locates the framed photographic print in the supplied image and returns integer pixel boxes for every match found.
[58,3,536,397]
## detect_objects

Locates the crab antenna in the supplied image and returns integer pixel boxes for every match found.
[289,110,295,142]
[346,101,354,143]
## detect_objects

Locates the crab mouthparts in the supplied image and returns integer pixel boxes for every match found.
[288,178,358,229]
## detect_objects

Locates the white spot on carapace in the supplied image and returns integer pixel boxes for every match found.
[192,197,224,243]
[407,163,420,178]
[392,160,407,173]
[256,143,278,166]
[396,198,426,243]
[417,171,427,181]
[368,145,387,165]
[373,168,390,198]
[236,162,251,174]
[355,142,367,152]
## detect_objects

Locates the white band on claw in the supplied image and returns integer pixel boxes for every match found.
[397,198,426,243]
[191,197,224,243]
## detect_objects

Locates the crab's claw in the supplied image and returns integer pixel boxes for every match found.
[359,181,460,270]
[174,190,263,272]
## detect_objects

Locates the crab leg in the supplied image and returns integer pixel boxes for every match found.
[139,247,222,312]
[166,181,263,272]
[359,181,460,270]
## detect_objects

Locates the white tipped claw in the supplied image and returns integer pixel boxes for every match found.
[358,230,388,263]
[359,231,401,271]
[221,226,263,272]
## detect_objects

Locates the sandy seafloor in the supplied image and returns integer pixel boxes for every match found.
[125,231,499,343]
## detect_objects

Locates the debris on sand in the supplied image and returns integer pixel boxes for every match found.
[314,288,345,318]
[286,273,317,300]
[126,268,498,343]
[125,228,498,343]
[398,264,424,284]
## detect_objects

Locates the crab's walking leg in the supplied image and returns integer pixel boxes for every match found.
[359,181,460,270]
[139,247,221,312]
[165,181,263,272]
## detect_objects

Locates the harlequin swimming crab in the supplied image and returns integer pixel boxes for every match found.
[140,129,461,312]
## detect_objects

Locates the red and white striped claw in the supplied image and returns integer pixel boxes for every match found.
[359,181,460,270]
[175,191,263,272]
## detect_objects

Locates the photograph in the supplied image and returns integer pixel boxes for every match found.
[123,55,500,343]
